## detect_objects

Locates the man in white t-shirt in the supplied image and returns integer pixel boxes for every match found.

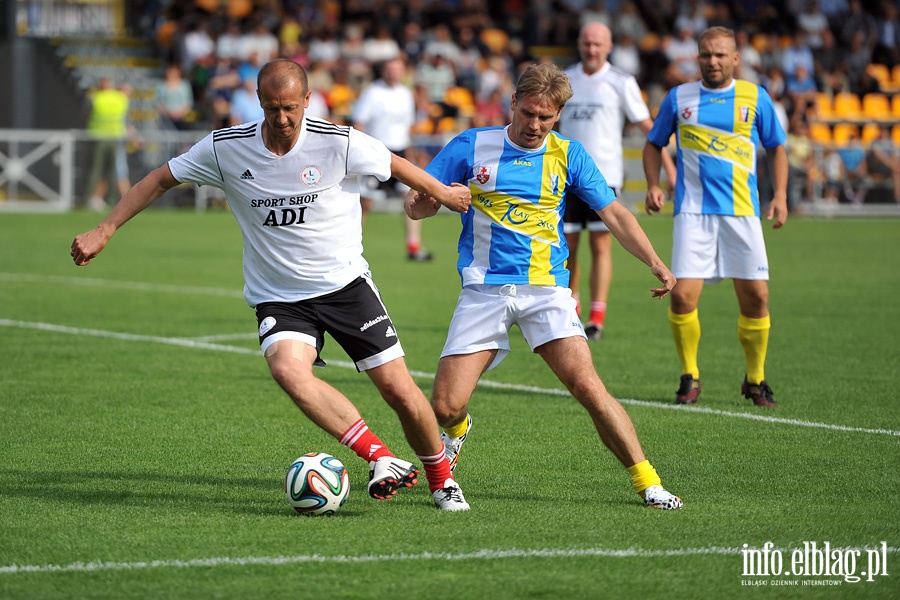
[71,59,472,511]
[352,58,431,261]
[557,22,674,340]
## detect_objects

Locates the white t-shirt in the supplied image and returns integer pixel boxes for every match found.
[168,117,392,306]
[557,62,650,188]
[351,79,415,151]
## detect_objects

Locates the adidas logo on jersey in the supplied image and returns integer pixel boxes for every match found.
[385,326,396,338]
[240,169,254,180]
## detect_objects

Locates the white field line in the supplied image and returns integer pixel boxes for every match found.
[2,318,900,438]
[2,545,897,575]
[0,273,244,299]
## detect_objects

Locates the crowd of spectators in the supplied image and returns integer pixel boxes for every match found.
[139,0,900,206]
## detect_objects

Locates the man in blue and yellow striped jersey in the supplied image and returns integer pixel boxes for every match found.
[643,26,788,408]
[405,63,683,510]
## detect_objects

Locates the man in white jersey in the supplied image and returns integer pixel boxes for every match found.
[643,27,788,408]
[558,22,675,340]
[71,59,472,511]
[352,58,432,261]
[406,63,683,510]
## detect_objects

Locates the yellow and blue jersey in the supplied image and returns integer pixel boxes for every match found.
[426,126,615,287]
[648,79,786,217]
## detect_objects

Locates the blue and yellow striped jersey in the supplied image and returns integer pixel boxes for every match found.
[426,126,615,287]
[648,79,786,217]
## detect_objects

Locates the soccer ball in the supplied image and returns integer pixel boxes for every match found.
[284,452,350,516]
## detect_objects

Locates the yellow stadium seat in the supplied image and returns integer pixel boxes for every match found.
[866,63,891,88]
[809,122,832,145]
[893,124,900,146]
[832,92,861,121]
[814,93,833,121]
[891,94,900,119]
[832,123,859,147]
[861,122,881,145]
[862,93,891,120]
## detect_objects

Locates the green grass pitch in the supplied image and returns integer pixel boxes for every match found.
[0,209,898,599]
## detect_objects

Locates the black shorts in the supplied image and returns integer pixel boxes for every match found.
[562,189,619,233]
[255,274,403,372]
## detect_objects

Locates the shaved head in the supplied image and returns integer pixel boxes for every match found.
[577,22,613,75]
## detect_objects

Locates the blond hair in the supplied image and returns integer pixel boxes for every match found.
[514,63,573,110]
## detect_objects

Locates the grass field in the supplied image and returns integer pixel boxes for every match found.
[1,209,898,599]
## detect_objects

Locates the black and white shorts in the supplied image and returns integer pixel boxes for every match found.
[562,189,620,234]
[255,274,404,372]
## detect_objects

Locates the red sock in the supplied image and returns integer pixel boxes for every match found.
[589,301,607,326]
[417,445,454,492]
[407,241,421,254]
[339,419,393,463]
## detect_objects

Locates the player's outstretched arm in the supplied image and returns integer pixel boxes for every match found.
[71,164,179,266]
[390,153,471,214]
[597,201,676,298]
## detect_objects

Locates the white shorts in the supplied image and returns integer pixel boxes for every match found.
[672,213,769,282]
[441,284,585,371]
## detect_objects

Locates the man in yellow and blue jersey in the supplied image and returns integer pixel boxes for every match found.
[643,26,788,408]
[405,63,683,510]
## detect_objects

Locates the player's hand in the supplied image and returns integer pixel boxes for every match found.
[649,263,676,299]
[438,182,471,214]
[645,185,666,215]
[767,192,788,229]
[405,191,441,220]
[71,223,114,266]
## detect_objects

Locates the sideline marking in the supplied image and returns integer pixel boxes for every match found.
[2,319,899,438]
[2,545,896,575]
[0,273,244,299]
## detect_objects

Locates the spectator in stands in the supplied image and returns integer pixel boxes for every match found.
[845,30,876,94]
[786,65,819,115]
[674,0,708,37]
[874,1,900,69]
[454,26,486,93]
[664,26,701,84]
[819,0,850,30]
[239,19,279,63]
[205,55,241,129]
[841,0,878,50]
[216,20,244,62]
[156,63,195,130]
[580,0,612,28]
[797,0,830,50]
[813,28,850,95]
[868,125,900,203]
[735,30,762,84]
[837,130,868,205]
[416,51,457,104]
[613,1,648,43]
[182,16,216,74]
[787,119,815,210]
[610,33,642,80]
[819,146,844,205]
[782,35,816,82]
[362,25,402,64]
[229,74,264,126]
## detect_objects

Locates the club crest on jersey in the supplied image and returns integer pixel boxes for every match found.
[475,166,491,185]
[300,165,322,186]
[681,107,693,120]
[739,106,750,122]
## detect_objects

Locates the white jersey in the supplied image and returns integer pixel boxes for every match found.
[351,79,415,151]
[557,62,650,188]
[167,117,392,306]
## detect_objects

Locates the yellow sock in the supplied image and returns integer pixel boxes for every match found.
[627,460,662,495]
[669,307,700,378]
[444,416,469,438]
[738,314,770,384]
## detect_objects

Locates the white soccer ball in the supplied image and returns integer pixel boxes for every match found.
[285,452,350,516]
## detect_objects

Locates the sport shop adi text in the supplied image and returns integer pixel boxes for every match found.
[741,541,890,584]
